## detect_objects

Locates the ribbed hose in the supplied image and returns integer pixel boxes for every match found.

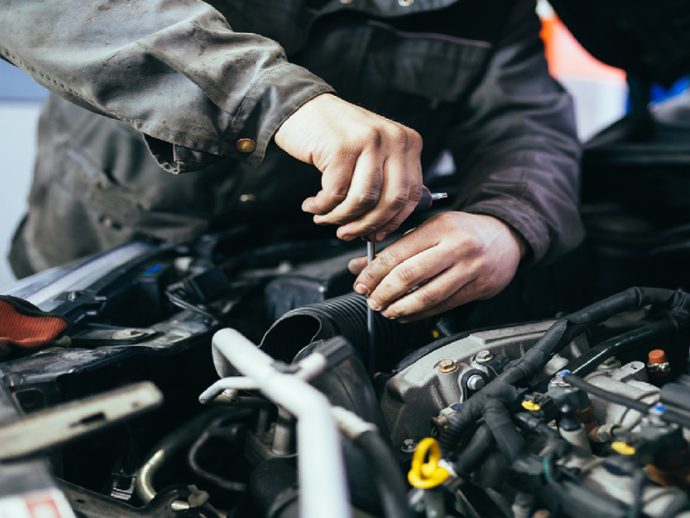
[260,292,429,370]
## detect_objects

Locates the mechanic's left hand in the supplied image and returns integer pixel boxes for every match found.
[348,212,526,322]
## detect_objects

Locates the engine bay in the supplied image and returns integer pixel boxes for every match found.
[1,220,690,517]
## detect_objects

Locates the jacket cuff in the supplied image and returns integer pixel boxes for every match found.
[462,197,551,265]
[145,63,335,174]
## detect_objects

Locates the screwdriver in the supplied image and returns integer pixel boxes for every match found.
[366,188,447,372]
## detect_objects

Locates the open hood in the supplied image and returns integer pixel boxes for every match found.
[551,0,690,85]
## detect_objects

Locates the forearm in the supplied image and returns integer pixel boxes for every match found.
[0,0,333,173]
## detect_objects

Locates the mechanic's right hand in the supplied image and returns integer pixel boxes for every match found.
[274,93,424,242]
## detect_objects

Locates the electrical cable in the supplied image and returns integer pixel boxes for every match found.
[561,373,650,413]
[166,288,219,324]
[453,424,495,475]
[353,430,413,518]
[439,287,690,452]
[627,469,647,518]
[187,422,247,492]
[569,319,677,377]
[135,408,251,503]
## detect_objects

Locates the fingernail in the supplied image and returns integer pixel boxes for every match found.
[382,311,395,320]
[368,300,381,311]
[354,283,369,295]
[375,232,386,242]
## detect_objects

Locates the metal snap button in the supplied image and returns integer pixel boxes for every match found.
[398,0,414,6]
[235,138,257,154]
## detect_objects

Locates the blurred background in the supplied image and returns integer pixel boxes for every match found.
[0,1,687,288]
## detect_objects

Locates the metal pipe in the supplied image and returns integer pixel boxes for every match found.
[212,328,350,518]
[198,377,259,404]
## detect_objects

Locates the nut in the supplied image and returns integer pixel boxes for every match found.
[437,359,458,373]
[466,374,486,391]
[474,349,494,364]
[401,438,417,453]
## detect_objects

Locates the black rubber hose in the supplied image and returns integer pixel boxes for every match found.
[136,408,252,503]
[353,430,412,518]
[260,292,429,370]
[513,412,561,442]
[439,287,690,452]
[569,319,677,377]
[627,469,646,518]
[562,373,650,413]
[453,424,495,475]
[482,400,525,464]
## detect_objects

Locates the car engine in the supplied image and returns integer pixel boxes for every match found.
[1,219,690,518]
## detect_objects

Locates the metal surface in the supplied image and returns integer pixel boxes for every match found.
[381,320,591,447]
[0,382,162,461]
[585,361,661,430]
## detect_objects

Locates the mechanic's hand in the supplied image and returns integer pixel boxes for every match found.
[274,93,424,242]
[348,212,526,322]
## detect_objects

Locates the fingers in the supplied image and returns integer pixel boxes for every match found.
[348,256,368,275]
[302,152,358,215]
[394,279,485,322]
[311,151,384,231]
[278,93,424,241]
[353,227,440,297]
[348,212,524,322]
[366,246,452,311]
[336,146,423,241]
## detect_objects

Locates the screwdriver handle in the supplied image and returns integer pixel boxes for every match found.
[415,188,448,212]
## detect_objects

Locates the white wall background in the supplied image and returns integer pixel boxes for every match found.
[0,102,41,288]
[0,59,46,288]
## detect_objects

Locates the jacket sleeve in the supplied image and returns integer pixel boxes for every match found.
[0,0,334,173]
[445,1,584,265]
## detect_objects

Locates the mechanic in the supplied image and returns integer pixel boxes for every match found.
[1,0,583,322]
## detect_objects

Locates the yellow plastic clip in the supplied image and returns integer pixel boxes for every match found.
[611,441,636,456]
[521,400,541,412]
[407,437,450,490]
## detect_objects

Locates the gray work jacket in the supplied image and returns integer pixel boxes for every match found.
[0,0,584,273]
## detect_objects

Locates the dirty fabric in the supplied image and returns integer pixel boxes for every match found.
[0,0,583,273]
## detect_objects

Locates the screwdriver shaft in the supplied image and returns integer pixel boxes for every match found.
[367,240,376,372]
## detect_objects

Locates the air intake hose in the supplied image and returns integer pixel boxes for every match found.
[260,292,430,370]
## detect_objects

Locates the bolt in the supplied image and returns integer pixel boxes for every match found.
[401,438,417,454]
[437,359,457,373]
[475,350,493,364]
[466,374,486,391]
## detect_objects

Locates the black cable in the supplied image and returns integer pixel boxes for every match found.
[569,319,677,377]
[439,287,690,452]
[166,289,219,324]
[563,373,690,432]
[627,469,647,518]
[562,373,651,413]
[453,424,495,475]
[482,400,525,464]
[353,431,412,518]
[188,426,247,492]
